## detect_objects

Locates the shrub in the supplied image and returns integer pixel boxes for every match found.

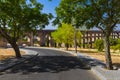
[111,39,120,52]
[116,44,120,52]
[117,39,120,44]
[109,38,118,46]
[85,44,90,48]
[111,46,118,52]
[94,39,104,51]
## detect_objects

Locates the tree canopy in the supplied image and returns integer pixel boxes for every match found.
[55,0,120,69]
[52,23,82,50]
[55,0,120,29]
[0,0,52,58]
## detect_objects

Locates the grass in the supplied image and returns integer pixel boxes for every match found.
[0,48,25,60]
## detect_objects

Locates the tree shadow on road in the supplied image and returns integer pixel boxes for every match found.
[1,56,90,75]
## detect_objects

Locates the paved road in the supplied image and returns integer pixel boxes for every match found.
[0,48,100,80]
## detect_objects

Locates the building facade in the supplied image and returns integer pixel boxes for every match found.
[81,30,120,48]
[0,30,120,48]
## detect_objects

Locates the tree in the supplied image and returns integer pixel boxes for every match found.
[111,39,120,52]
[94,39,104,52]
[51,23,82,50]
[109,37,118,46]
[55,0,120,69]
[0,0,52,58]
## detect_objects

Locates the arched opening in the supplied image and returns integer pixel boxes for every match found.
[33,35,41,47]
[45,35,51,47]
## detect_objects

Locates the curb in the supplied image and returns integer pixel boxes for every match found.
[26,47,77,56]
[27,47,120,80]
[0,49,38,72]
[91,67,106,80]
[21,47,120,80]
[26,47,91,69]
[91,66,120,80]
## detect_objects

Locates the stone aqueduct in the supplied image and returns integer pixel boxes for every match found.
[0,30,120,48]
[23,30,55,47]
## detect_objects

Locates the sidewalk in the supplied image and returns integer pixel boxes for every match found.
[76,52,120,80]
[0,49,38,72]
[62,48,120,80]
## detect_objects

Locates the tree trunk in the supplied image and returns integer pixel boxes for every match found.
[74,28,77,53]
[65,43,69,50]
[103,35,113,70]
[10,41,22,58]
[0,28,21,58]
[54,42,57,47]
[30,32,34,46]
[46,39,49,47]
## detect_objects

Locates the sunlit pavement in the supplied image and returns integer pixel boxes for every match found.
[0,47,99,80]
[28,47,120,80]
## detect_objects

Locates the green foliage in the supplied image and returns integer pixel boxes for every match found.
[111,45,120,52]
[52,23,73,44]
[56,0,120,69]
[0,0,51,41]
[22,37,27,42]
[76,30,82,47]
[109,38,118,46]
[111,46,118,52]
[51,23,82,46]
[111,39,120,52]
[0,0,52,58]
[94,39,104,52]
[116,44,120,52]
[85,44,91,49]
[55,0,120,30]
[54,0,85,27]
[117,39,120,44]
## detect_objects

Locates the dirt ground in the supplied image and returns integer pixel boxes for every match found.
[0,48,25,60]
[68,48,120,68]
[66,48,120,67]
[1,47,119,67]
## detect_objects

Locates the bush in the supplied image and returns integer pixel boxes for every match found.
[85,44,91,48]
[111,39,120,52]
[116,44,120,52]
[94,39,104,51]
[117,39,120,44]
[109,38,118,46]
[111,46,118,52]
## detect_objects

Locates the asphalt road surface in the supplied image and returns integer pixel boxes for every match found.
[0,48,100,80]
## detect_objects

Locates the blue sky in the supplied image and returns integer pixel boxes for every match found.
[37,0,60,29]
[37,0,120,30]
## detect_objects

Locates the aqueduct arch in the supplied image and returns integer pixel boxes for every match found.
[24,30,55,47]
[0,30,120,48]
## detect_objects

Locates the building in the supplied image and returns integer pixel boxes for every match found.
[0,30,120,48]
[81,30,120,48]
